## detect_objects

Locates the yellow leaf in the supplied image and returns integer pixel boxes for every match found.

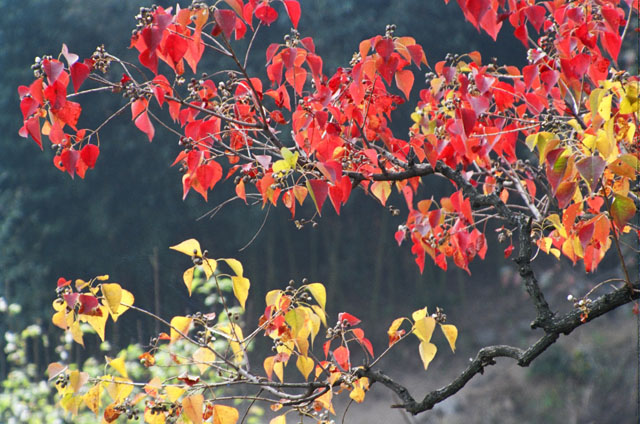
[349,377,370,403]
[218,323,245,363]
[272,159,290,175]
[311,304,327,327]
[182,394,204,424]
[264,356,275,380]
[108,289,134,322]
[597,94,612,120]
[282,146,299,168]
[202,258,217,279]
[83,384,101,415]
[524,131,555,152]
[270,415,287,424]
[52,309,68,330]
[413,316,436,343]
[101,283,122,314]
[170,316,192,343]
[69,370,89,394]
[144,407,166,424]
[440,324,458,352]
[165,386,185,402]
[306,283,326,310]
[223,258,244,276]
[370,181,391,206]
[85,305,108,341]
[107,356,128,378]
[296,355,314,380]
[411,307,428,321]
[193,346,216,374]
[274,361,284,383]
[314,389,335,414]
[96,274,110,281]
[387,317,405,336]
[105,376,134,403]
[231,276,250,309]
[70,320,84,346]
[418,341,437,370]
[59,393,82,416]
[75,279,90,291]
[183,267,195,296]
[170,239,202,257]
[265,289,281,307]
[213,405,239,424]
[307,309,321,345]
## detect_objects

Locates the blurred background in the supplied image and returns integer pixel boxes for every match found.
[1,1,637,422]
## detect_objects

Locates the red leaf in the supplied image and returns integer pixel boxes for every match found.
[555,181,577,209]
[323,340,331,358]
[270,109,287,124]
[255,3,278,25]
[307,179,328,215]
[55,101,82,129]
[375,38,394,61]
[602,31,621,62]
[70,62,90,93]
[283,0,301,29]
[57,277,71,288]
[60,148,79,178]
[352,328,374,357]
[306,53,323,85]
[524,5,546,32]
[458,108,476,136]
[164,33,189,65]
[464,0,491,28]
[338,312,361,326]
[23,116,42,149]
[339,175,352,204]
[328,184,343,215]
[80,144,100,169]
[131,99,154,141]
[64,293,79,309]
[78,294,101,315]
[504,244,514,258]
[333,346,350,370]
[138,49,158,75]
[198,162,223,190]
[234,17,247,40]
[214,9,237,39]
[406,44,426,68]
[43,59,64,84]
[376,55,399,85]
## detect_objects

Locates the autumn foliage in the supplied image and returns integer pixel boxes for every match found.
[17,0,639,422]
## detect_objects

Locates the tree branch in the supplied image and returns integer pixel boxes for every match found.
[358,280,639,415]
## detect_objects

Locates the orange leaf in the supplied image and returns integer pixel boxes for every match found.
[395,68,414,99]
[182,394,204,424]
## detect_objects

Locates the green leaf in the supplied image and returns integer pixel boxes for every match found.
[611,193,636,229]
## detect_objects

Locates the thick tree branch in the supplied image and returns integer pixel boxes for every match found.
[514,216,554,329]
[358,280,638,415]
